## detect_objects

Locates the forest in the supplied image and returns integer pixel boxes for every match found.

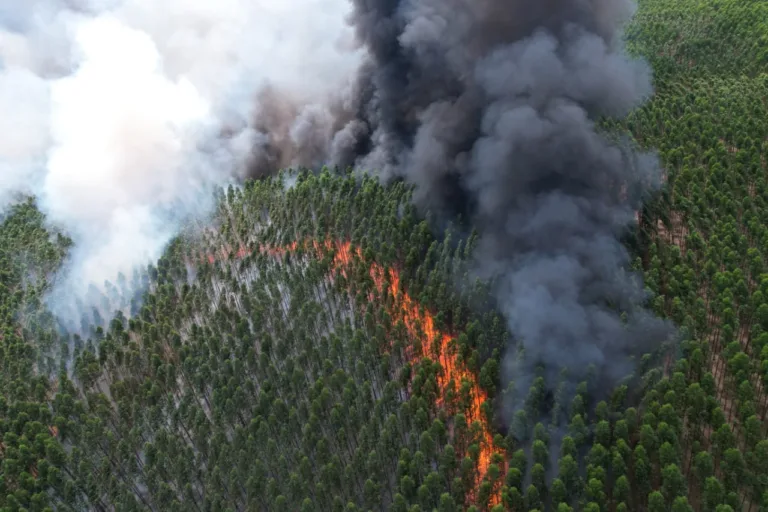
[1,0,768,511]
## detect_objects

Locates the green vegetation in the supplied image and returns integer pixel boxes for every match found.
[627,0,768,80]
[2,0,768,511]
[0,175,511,511]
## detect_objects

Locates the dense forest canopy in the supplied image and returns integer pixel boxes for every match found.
[1,0,768,511]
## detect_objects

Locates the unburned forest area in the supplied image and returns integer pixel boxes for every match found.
[1,0,768,511]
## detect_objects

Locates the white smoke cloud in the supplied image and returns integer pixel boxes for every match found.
[0,67,49,207]
[0,0,362,324]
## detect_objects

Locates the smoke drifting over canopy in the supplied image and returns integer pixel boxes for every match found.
[330,0,672,408]
[1,0,669,390]
[0,0,362,320]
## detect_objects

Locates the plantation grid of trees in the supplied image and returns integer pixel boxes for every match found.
[1,0,768,510]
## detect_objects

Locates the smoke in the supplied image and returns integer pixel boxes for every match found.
[2,0,670,401]
[308,0,671,411]
[0,0,362,325]
[334,0,673,412]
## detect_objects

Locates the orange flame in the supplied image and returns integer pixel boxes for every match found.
[196,239,504,506]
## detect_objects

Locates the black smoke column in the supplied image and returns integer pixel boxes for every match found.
[333,0,672,415]
[240,0,673,414]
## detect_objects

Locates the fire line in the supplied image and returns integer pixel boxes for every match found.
[198,238,504,506]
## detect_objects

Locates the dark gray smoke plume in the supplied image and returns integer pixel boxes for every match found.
[246,0,673,413]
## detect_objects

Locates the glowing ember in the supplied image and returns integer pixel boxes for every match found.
[196,238,504,505]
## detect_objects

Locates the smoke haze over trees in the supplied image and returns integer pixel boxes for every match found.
[0,0,362,319]
[331,0,674,402]
[2,0,768,508]
[0,0,671,392]
[254,0,674,403]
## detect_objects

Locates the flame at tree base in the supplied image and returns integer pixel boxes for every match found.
[199,238,504,507]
